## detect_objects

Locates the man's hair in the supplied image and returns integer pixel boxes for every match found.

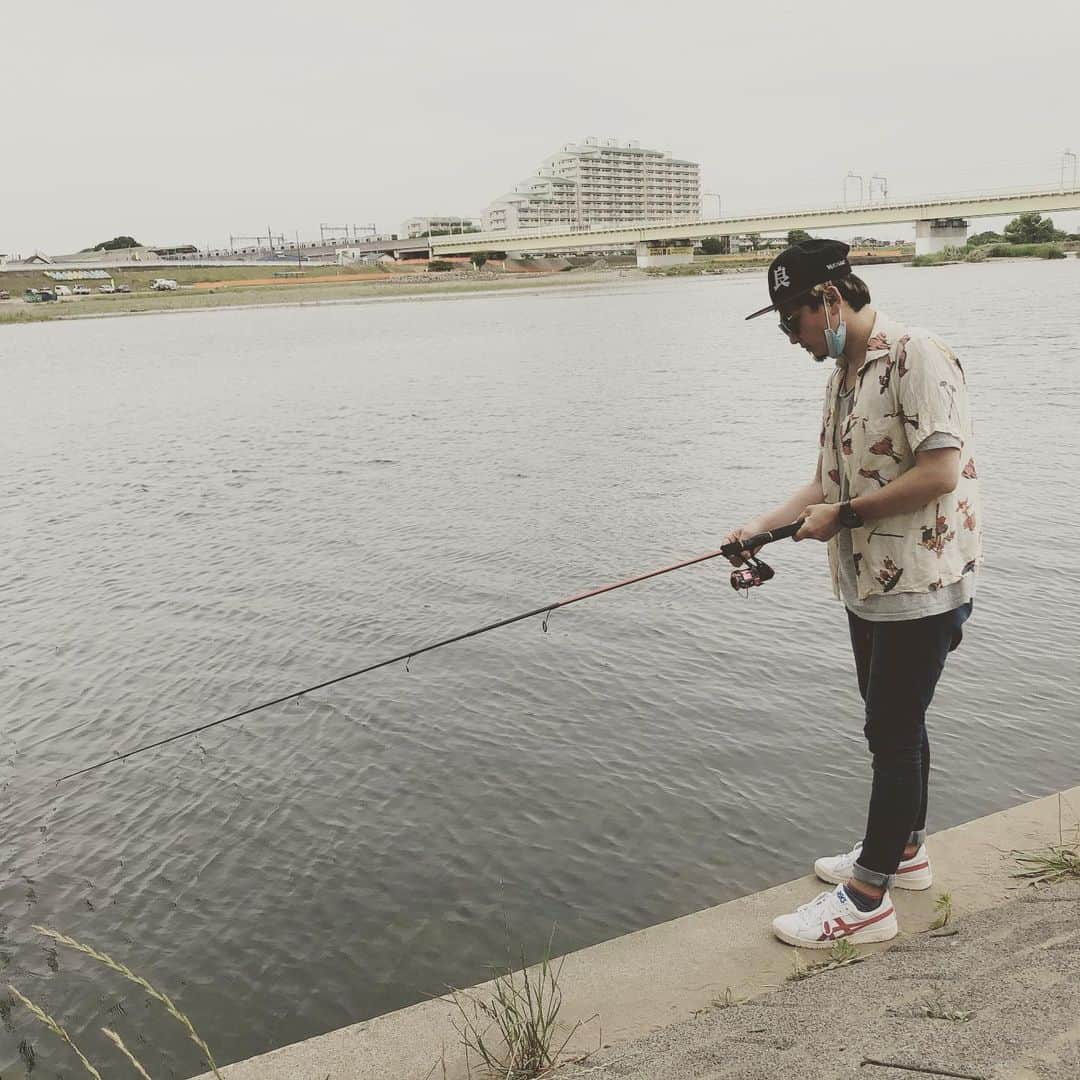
[805,275,872,311]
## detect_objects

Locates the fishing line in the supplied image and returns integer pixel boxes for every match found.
[56,522,802,784]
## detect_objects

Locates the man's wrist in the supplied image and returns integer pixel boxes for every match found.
[837,498,865,529]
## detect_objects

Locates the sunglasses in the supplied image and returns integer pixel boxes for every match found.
[778,308,802,337]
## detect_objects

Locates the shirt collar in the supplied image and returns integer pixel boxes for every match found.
[856,310,897,375]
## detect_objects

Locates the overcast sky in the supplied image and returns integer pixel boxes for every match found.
[5,0,1079,254]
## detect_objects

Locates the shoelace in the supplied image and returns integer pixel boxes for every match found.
[796,890,835,915]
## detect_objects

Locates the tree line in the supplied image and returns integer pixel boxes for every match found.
[696,214,1077,255]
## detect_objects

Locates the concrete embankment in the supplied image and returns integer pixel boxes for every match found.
[191,786,1080,1080]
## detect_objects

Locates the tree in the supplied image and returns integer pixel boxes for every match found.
[747,232,764,251]
[968,230,1004,247]
[83,236,140,252]
[787,228,812,246]
[699,236,726,255]
[1003,212,1065,244]
[468,251,505,268]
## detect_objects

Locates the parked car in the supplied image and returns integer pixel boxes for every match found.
[72,284,91,295]
[116,283,131,293]
[99,282,116,294]
[149,278,179,291]
[25,288,57,302]
[54,285,73,297]
[0,289,10,300]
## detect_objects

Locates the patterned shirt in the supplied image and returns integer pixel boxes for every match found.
[819,311,982,601]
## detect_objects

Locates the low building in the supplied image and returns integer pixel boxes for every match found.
[337,249,395,266]
[400,216,478,239]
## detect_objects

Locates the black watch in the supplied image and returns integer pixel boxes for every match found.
[838,499,864,529]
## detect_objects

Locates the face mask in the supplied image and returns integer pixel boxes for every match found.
[823,297,847,359]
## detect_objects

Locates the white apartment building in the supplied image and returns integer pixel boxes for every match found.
[483,138,701,232]
[400,216,478,239]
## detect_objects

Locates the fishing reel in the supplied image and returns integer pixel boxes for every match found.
[730,555,775,592]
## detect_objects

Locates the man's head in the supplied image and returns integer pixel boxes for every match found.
[746,238,872,362]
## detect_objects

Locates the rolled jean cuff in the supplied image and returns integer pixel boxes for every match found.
[908,829,927,848]
[852,860,894,889]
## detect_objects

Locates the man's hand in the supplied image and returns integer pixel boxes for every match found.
[722,519,766,565]
[795,503,841,543]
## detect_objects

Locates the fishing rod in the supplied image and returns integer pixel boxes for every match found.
[56,521,803,784]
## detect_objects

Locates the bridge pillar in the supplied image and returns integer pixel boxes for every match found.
[915,218,969,256]
[636,242,694,268]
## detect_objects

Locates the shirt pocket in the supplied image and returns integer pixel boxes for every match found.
[851,418,908,491]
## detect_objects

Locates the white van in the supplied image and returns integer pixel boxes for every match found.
[149,278,179,291]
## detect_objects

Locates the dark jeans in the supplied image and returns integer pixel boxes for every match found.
[846,601,972,886]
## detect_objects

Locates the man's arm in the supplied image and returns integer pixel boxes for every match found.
[796,447,960,541]
[850,447,960,521]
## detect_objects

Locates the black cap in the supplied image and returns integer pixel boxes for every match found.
[745,238,852,320]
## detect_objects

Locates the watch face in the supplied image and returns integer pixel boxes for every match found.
[840,503,860,527]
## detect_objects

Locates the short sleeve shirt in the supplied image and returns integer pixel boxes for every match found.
[819,311,982,601]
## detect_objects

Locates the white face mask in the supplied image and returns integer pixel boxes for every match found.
[823,294,847,359]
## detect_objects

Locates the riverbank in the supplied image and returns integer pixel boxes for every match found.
[7,247,1077,326]
[189,784,1080,1080]
[0,268,633,325]
[643,247,913,277]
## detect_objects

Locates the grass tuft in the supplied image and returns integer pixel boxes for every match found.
[7,984,103,1079]
[788,938,866,981]
[1014,841,1080,885]
[692,986,738,1016]
[928,891,954,931]
[31,925,222,1079]
[102,1026,154,1079]
[916,987,973,1023]
[445,928,591,1079]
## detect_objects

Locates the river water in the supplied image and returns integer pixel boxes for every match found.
[2,261,1078,1076]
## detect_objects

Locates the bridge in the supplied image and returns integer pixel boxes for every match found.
[429,186,1080,266]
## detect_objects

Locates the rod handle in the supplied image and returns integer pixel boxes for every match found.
[720,520,803,558]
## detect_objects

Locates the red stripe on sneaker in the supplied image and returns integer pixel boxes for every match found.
[897,861,929,874]
[819,906,895,940]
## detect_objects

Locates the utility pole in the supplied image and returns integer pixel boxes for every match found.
[295,230,302,273]
[844,171,864,206]
[1062,149,1078,190]
[870,175,888,201]
[704,192,722,219]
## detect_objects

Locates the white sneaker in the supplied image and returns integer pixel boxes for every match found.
[815,840,933,891]
[772,884,898,949]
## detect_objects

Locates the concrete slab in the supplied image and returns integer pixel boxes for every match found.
[191,785,1080,1080]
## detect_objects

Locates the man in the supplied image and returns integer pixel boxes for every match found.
[726,238,981,947]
